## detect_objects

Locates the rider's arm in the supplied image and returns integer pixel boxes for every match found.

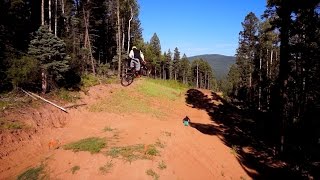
[129,50,134,59]
[140,51,145,62]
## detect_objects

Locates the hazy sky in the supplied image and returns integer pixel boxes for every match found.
[138,0,267,57]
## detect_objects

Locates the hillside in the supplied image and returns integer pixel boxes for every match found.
[0,79,250,180]
[0,78,311,179]
[188,54,236,79]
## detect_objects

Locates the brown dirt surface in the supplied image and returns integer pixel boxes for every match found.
[0,79,252,180]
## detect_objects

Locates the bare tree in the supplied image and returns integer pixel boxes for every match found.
[49,0,52,32]
[83,7,96,75]
[127,6,133,54]
[117,0,121,78]
[41,0,44,26]
[54,0,57,36]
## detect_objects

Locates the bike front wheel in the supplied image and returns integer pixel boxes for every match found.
[121,73,134,86]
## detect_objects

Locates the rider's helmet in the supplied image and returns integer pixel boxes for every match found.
[132,46,137,49]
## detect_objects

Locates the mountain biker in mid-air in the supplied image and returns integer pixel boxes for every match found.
[128,46,146,77]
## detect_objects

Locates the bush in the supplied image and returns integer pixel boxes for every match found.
[81,74,100,88]
[7,56,40,88]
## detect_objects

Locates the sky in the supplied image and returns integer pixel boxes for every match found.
[138,0,267,57]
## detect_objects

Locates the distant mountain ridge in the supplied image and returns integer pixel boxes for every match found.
[188,54,236,79]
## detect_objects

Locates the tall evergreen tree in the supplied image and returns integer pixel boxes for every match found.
[236,12,260,104]
[28,26,69,93]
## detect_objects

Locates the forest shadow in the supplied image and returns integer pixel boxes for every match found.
[185,88,319,180]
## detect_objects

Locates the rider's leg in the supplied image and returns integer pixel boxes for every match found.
[136,60,141,76]
[130,59,135,71]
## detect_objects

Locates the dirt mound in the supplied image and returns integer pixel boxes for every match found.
[0,81,251,180]
[0,103,68,177]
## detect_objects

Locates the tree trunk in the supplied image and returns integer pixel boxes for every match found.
[60,0,67,32]
[49,0,52,32]
[54,0,57,36]
[122,19,125,52]
[163,64,165,79]
[117,0,121,78]
[259,51,262,110]
[41,69,47,94]
[41,0,44,26]
[127,6,133,54]
[83,7,95,75]
[196,63,199,88]
[277,5,291,154]
[267,49,273,109]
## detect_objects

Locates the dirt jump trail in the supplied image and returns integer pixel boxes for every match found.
[0,79,252,180]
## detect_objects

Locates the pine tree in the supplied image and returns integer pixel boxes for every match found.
[28,26,69,93]
[236,12,260,104]
[173,47,180,81]
[179,54,190,84]
[149,33,161,77]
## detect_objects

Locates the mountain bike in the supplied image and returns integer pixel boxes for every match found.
[120,60,148,87]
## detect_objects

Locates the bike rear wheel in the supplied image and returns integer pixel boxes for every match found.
[121,73,134,86]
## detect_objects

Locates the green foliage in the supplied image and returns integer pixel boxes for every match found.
[99,161,113,174]
[188,54,236,80]
[63,137,106,154]
[0,118,25,130]
[7,56,40,87]
[103,126,115,132]
[81,74,100,88]
[220,64,240,97]
[17,165,44,180]
[90,89,164,117]
[28,26,69,83]
[146,169,159,180]
[71,166,80,174]
[145,145,159,156]
[158,160,167,170]
[107,144,145,162]
[190,58,216,89]
[0,101,10,110]
[149,33,161,57]
[155,139,165,148]
[106,144,159,162]
[138,79,187,101]
[96,63,110,77]
[54,88,81,103]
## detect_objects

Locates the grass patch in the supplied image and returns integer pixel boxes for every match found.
[104,76,119,84]
[106,144,159,162]
[90,90,164,117]
[0,101,10,110]
[54,89,80,103]
[137,79,188,101]
[147,79,189,90]
[71,166,80,174]
[0,92,30,110]
[103,126,115,132]
[158,160,167,170]
[17,165,45,180]
[230,145,238,156]
[146,169,159,180]
[155,139,165,149]
[63,137,106,154]
[0,118,25,130]
[145,144,159,156]
[107,144,145,162]
[81,74,100,88]
[240,176,247,180]
[162,131,172,137]
[99,160,114,174]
